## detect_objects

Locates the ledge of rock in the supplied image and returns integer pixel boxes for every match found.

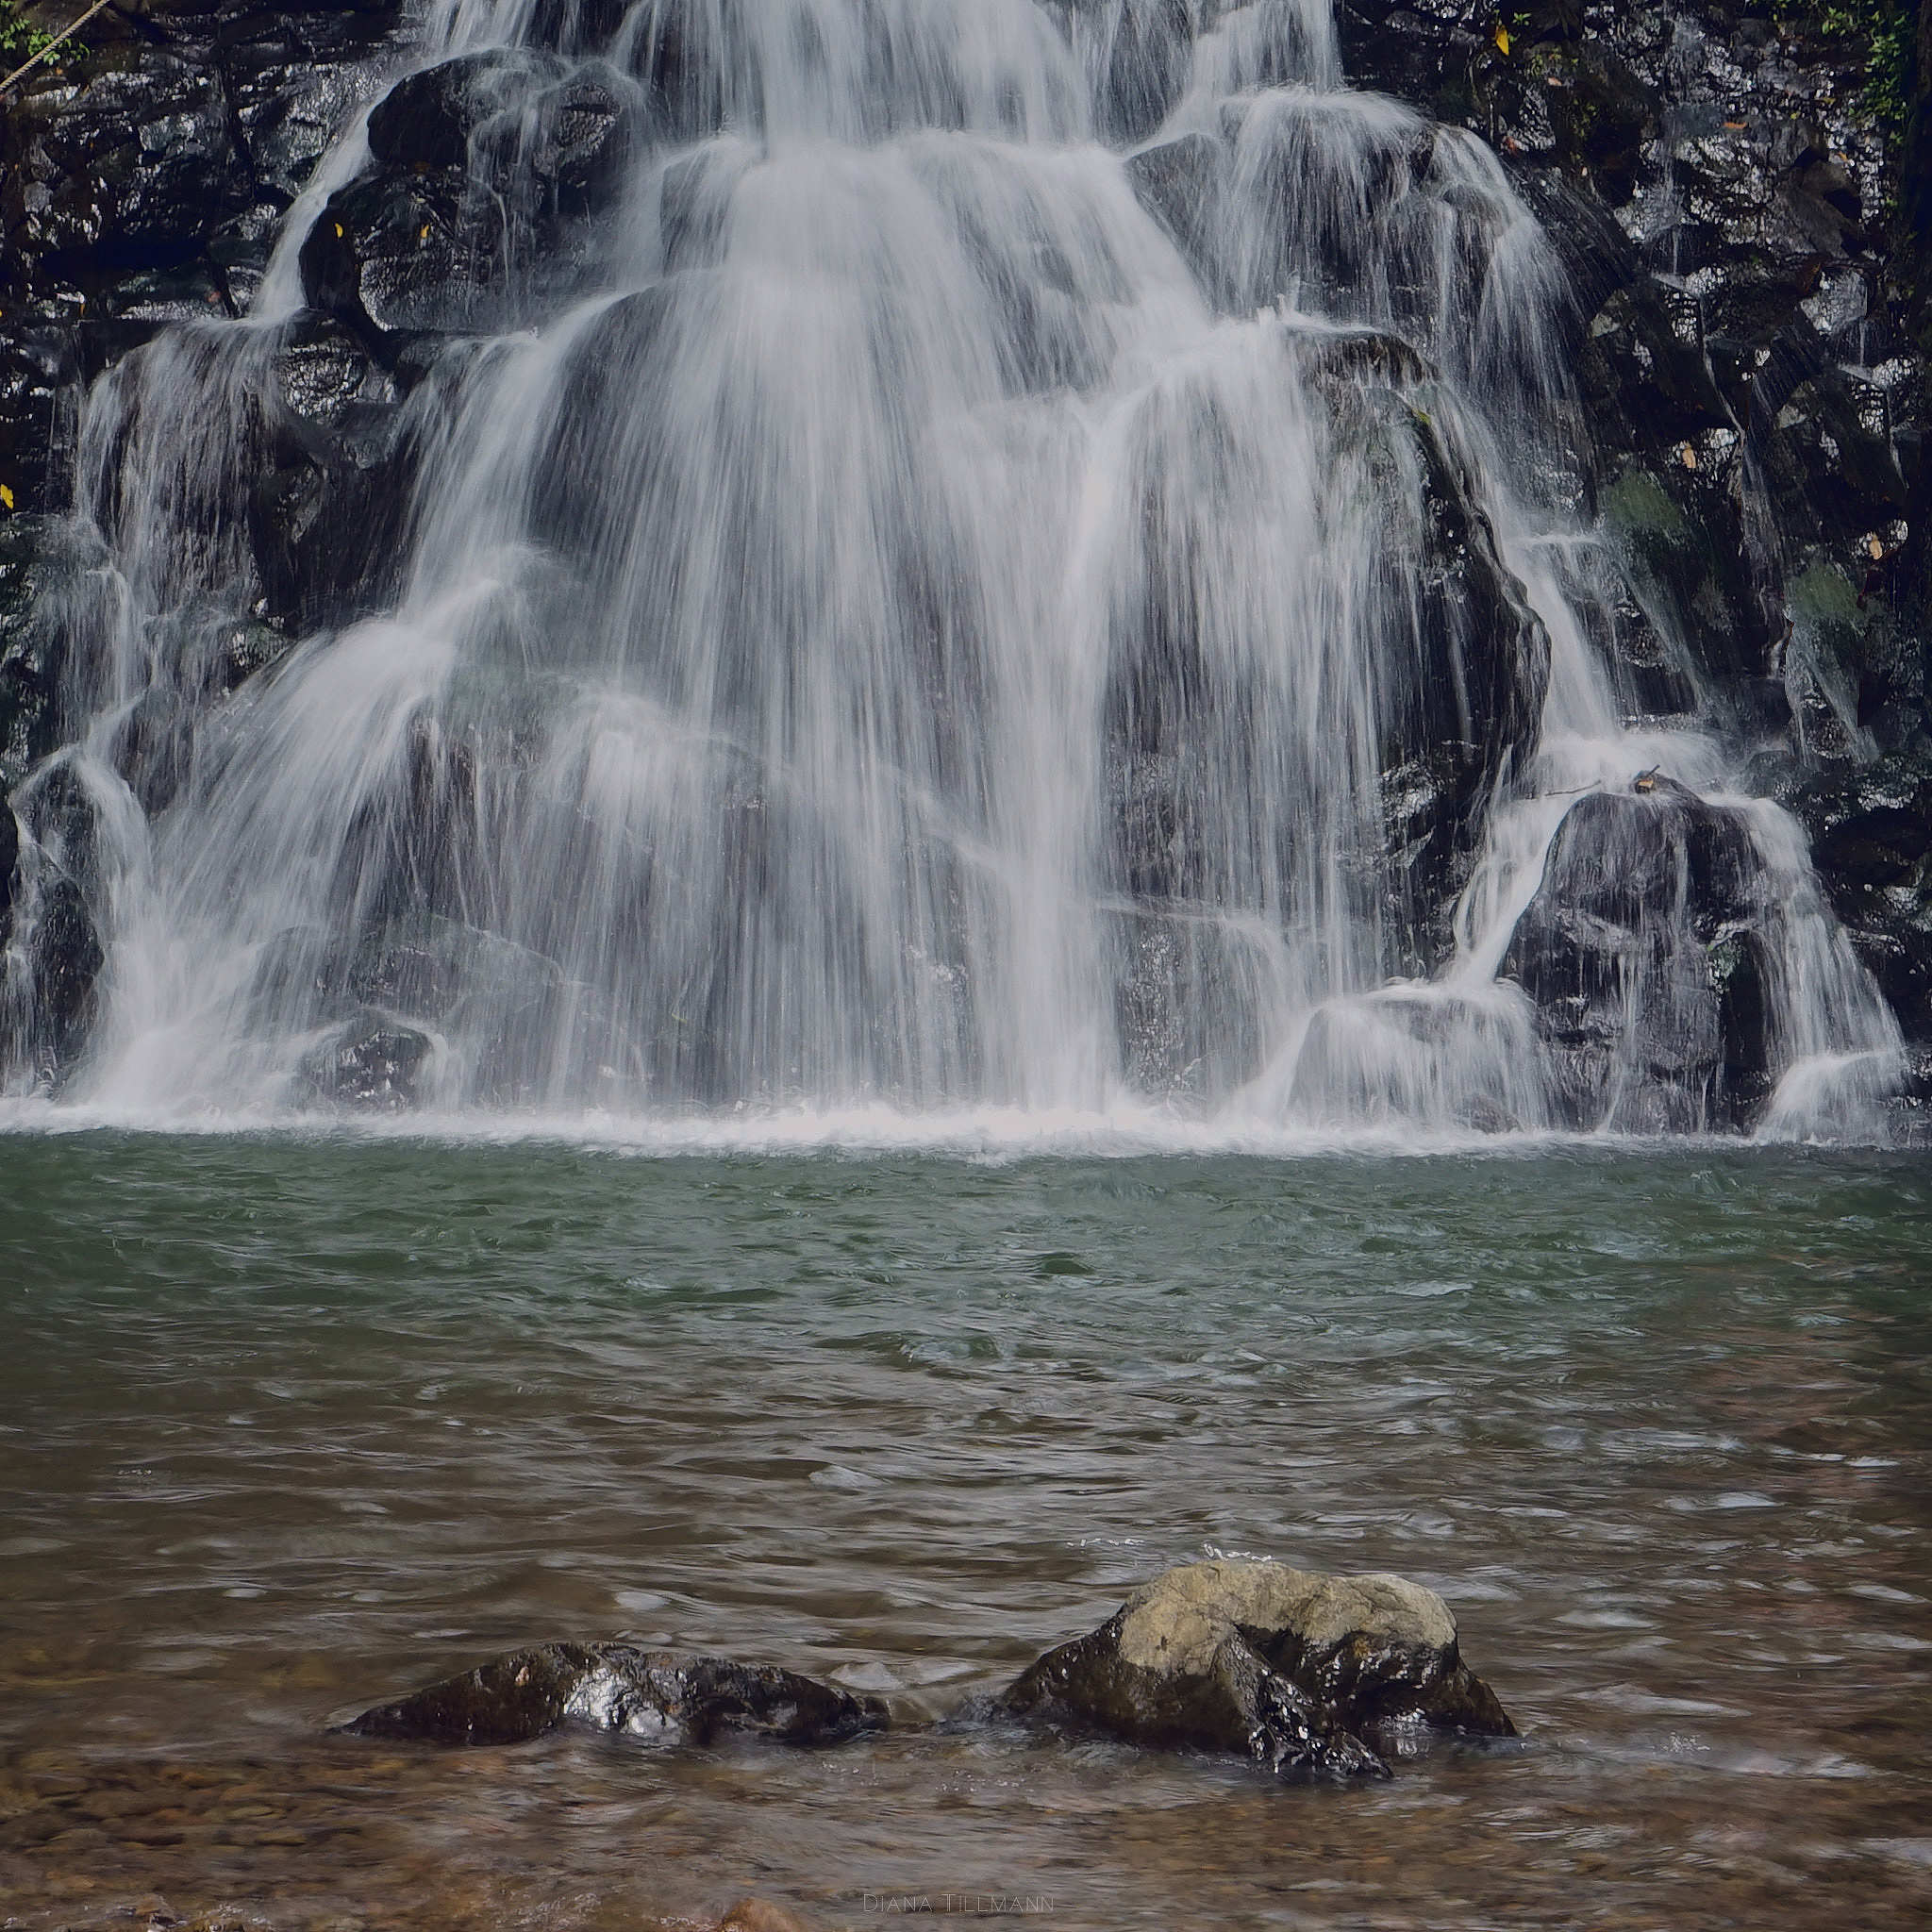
[997,1558,1514,1780]
[343,1641,887,1749]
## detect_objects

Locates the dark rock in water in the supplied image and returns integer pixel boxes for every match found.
[1503,774,1777,1130]
[999,1558,1513,1780]
[346,1641,889,1750]
[297,1009,434,1110]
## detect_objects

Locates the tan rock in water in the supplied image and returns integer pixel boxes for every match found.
[1000,1557,1513,1780]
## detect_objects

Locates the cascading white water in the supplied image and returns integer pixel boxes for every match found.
[0,0,1904,1137]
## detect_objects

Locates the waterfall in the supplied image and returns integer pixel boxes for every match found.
[0,0,1903,1138]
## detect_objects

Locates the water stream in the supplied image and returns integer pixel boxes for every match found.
[0,0,1904,1136]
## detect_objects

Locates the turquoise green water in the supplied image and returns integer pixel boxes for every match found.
[3,1131,1930,1928]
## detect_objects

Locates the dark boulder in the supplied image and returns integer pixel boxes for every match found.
[1502,774,1780,1129]
[247,309,435,632]
[999,1558,1514,1780]
[528,285,676,568]
[365,49,564,172]
[345,1642,889,1750]
[295,1008,435,1109]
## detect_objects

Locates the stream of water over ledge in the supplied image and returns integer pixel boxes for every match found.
[3,1130,1928,1929]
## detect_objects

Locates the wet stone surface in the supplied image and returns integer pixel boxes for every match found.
[996,1558,1514,1778]
[346,1642,890,1750]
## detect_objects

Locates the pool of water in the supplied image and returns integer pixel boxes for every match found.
[3,1128,1930,1928]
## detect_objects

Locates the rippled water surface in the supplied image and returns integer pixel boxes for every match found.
[3,1130,1930,1928]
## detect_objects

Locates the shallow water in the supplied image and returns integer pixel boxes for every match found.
[3,1130,1931,1928]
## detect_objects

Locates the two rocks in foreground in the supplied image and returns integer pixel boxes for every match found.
[347,1560,1513,1782]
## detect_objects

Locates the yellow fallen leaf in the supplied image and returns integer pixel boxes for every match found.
[334,222,344,238]
[420,225,430,242]
[0,484,12,510]
[1493,21,1510,54]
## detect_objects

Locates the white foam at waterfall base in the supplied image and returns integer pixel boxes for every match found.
[0,0,1905,1144]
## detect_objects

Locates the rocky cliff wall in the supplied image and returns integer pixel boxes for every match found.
[1,0,412,774]
[1339,0,1932,1042]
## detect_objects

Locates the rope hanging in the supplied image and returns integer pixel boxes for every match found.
[1,0,118,98]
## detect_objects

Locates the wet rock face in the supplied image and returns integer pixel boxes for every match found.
[1503,774,1777,1130]
[250,310,422,635]
[0,0,418,961]
[1794,745,1932,1035]
[346,1642,890,1750]
[1377,394,1553,971]
[299,46,642,348]
[0,516,75,791]
[1103,328,1553,1097]
[1338,0,1932,1044]
[999,1558,1514,1780]
[0,2,408,355]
